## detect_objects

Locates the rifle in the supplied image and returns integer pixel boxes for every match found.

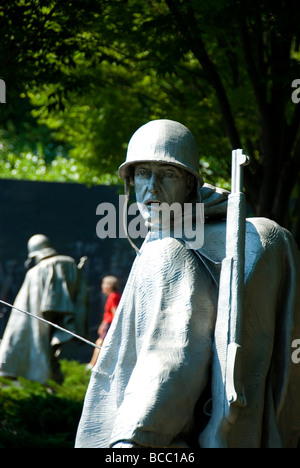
[217,149,249,423]
[0,298,101,350]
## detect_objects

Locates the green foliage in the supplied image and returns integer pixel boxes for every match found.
[0,149,118,185]
[0,0,234,188]
[0,360,90,448]
[1,0,300,238]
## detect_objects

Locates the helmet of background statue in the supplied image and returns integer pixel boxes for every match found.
[27,234,57,261]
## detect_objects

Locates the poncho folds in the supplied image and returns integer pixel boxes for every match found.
[76,186,300,448]
[76,235,216,448]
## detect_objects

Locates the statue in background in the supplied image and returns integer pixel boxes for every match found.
[75,119,300,448]
[0,234,89,384]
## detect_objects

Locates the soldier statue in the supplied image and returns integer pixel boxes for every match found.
[75,119,300,448]
[0,234,89,384]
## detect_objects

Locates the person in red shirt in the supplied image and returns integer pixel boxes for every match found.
[88,276,121,368]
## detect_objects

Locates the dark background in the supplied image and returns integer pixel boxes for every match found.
[0,178,136,362]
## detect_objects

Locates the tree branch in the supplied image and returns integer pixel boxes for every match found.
[237,4,268,119]
[165,0,241,149]
[0,3,58,72]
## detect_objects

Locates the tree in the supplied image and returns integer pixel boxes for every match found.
[0,0,300,243]
[113,0,300,239]
[0,0,230,186]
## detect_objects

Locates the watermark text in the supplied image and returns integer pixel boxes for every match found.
[291,79,300,104]
[96,195,204,249]
[0,79,6,104]
[291,339,300,363]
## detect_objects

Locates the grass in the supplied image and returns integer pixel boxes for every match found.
[0,359,90,448]
[2,359,297,448]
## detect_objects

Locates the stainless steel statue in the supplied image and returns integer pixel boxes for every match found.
[75,119,300,448]
[0,234,89,384]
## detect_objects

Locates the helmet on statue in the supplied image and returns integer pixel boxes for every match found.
[118,119,204,187]
[27,234,57,261]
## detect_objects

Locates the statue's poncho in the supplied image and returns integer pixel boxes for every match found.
[199,217,300,448]
[75,186,300,448]
[0,255,80,384]
[76,235,216,448]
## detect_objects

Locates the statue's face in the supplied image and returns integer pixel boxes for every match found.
[134,162,193,218]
